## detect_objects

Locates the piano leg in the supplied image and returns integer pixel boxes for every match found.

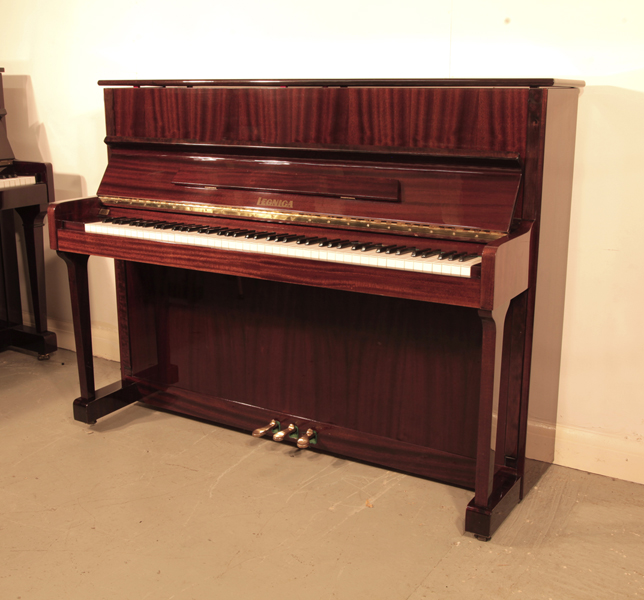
[0,207,56,357]
[15,204,57,357]
[58,251,144,423]
[1,211,22,326]
[465,301,523,540]
[16,204,48,333]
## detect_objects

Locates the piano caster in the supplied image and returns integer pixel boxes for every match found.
[297,428,317,449]
[252,419,280,438]
[273,423,297,442]
[37,354,50,361]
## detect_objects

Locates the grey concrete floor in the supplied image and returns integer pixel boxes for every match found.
[1,348,643,599]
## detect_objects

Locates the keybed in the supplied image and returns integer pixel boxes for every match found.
[85,217,482,278]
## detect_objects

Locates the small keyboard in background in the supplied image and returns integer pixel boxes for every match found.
[0,174,37,189]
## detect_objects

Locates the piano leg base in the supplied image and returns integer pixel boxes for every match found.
[465,459,553,539]
[73,380,149,424]
[0,325,57,358]
[465,470,521,540]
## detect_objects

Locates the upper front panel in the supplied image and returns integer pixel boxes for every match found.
[105,86,530,157]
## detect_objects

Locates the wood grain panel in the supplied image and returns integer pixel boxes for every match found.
[107,87,529,156]
[123,263,483,461]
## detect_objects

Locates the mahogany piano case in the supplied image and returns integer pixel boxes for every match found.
[49,79,582,539]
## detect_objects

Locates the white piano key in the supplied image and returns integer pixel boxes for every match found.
[0,175,37,190]
[84,221,482,278]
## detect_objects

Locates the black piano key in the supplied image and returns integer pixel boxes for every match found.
[377,245,397,253]
[412,248,430,257]
[361,243,382,252]
[351,242,365,250]
[335,240,356,249]
[283,235,306,243]
[186,226,201,232]
[297,237,316,245]
[421,249,441,258]
[459,253,480,263]
[448,252,467,261]
[396,247,415,256]
[438,251,457,260]
[385,245,404,254]
[233,230,254,237]
[266,234,280,241]
[253,232,275,239]
[324,239,341,247]
[305,237,325,245]
[217,229,233,236]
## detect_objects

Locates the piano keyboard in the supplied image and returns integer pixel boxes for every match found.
[85,218,483,278]
[0,175,37,189]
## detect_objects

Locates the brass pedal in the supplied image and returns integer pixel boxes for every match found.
[252,419,279,438]
[296,428,317,449]
[273,423,297,442]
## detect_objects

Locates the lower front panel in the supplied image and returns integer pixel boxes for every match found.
[120,261,483,487]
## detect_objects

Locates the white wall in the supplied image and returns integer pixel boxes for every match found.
[2,0,643,484]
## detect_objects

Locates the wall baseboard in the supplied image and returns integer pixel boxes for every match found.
[554,422,644,485]
[527,417,644,485]
[44,315,120,362]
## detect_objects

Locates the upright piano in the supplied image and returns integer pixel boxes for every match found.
[0,67,57,358]
[50,78,582,539]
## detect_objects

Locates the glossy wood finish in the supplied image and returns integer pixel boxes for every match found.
[51,79,582,540]
[105,87,531,157]
[118,263,483,485]
[99,150,522,233]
